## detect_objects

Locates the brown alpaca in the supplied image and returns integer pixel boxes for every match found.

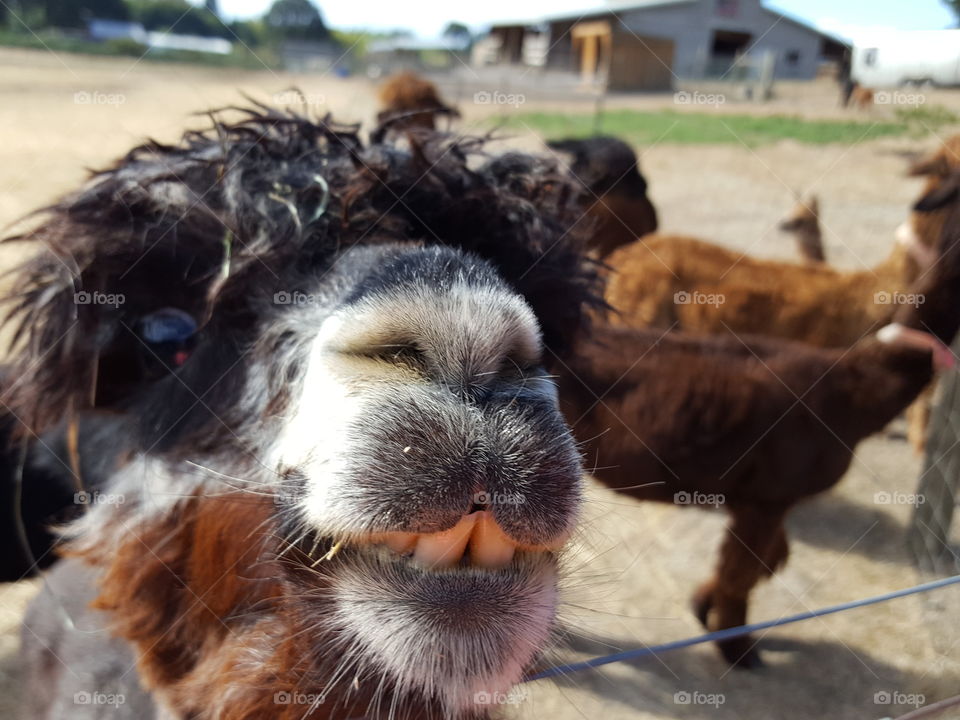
[376,70,459,132]
[547,136,659,258]
[558,181,960,668]
[851,85,874,109]
[602,136,960,345]
[778,195,825,264]
[605,232,920,347]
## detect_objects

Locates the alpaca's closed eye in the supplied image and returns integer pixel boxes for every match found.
[365,343,427,369]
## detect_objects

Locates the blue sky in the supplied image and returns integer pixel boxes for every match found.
[212,0,956,40]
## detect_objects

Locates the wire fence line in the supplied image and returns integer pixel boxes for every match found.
[526,573,960,682]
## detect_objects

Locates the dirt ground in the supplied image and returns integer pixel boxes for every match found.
[1,47,959,720]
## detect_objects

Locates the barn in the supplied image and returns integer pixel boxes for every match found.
[485,0,847,90]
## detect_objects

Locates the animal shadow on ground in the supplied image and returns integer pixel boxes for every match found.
[787,494,912,565]
[546,631,956,719]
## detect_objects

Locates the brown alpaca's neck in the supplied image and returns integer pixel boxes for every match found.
[793,227,825,263]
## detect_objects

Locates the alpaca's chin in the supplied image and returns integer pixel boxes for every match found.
[327,547,557,716]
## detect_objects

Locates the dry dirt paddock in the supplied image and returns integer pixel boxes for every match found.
[1,47,959,720]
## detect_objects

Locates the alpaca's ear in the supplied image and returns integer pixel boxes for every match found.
[806,195,819,214]
[913,172,960,212]
[1,237,119,436]
[909,151,950,177]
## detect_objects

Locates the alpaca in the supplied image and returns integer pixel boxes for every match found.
[851,85,874,109]
[547,136,659,258]
[13,109,601,719]
[376,70,460,133]
[602,134,953,346]
[557,176,960,669]
[0,409,133,581]
[778,195,825,264]
[907,135,960,269]
[0,307,197,581]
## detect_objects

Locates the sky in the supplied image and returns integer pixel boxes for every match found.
[211,0,957,41]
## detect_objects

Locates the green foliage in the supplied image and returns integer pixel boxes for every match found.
[442,21,471,48]
[128,0,229,38]
[493,109,911,146]
[943,0,960,27]
[264,0,329,40]
[894,104,960,134]
[0,27,280,68]
[103,36,146,55]
[44,0,130,28]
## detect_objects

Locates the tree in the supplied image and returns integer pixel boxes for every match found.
[265,0,329,40]
[442,21,472,50]
[204,0,220,17]
[44,0,129,28]
[130,0,229,38]
[944,0,960,27]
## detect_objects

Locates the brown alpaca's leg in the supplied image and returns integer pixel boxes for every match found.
[693,506,788,669]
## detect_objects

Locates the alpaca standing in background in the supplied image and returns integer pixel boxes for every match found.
[548,136,659,258]
[602,133,957,347]
[376,70,460,133]
[13,110,600,720]
[558,177,960,668]
[779,195,825,264]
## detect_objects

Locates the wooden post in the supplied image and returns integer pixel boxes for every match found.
[909,340,960,570]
